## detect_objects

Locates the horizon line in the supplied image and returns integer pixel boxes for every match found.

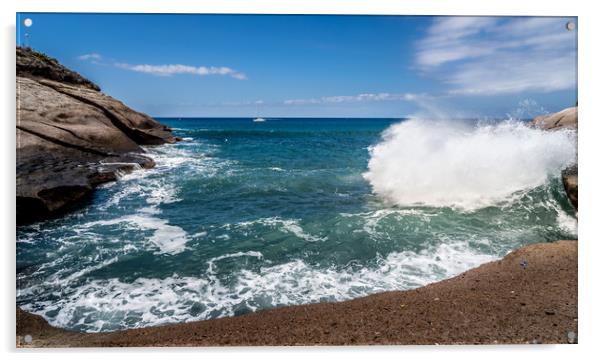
[152,116,412,119]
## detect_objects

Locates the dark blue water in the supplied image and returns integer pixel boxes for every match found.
[16,118,577,332]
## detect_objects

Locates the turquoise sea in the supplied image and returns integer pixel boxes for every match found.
[16,117,578,332]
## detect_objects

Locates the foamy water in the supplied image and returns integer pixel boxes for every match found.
[17,118,577,332]
[364,119,577,210]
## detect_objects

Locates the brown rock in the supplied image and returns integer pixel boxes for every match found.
[531,106,577,130]
[16,47,176,223]
[17,46,100,91]
[562,165,578,210]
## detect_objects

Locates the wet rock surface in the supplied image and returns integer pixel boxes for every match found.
[531,106,578,210]
[562,165,578,210]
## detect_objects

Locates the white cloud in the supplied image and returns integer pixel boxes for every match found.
[416,17,577,95]
[447,53,575,95]
[78,54,246,80]
[77,53,102,61]
[284,92,419,105]
[115,63,247,80]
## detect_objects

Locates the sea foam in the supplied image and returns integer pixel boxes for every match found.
[19,240,495,332]
[364,119,577,210]
[17,118,577,333]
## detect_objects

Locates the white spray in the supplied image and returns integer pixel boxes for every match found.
[363,118,576,210]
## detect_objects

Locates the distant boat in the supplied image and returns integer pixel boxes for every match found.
[253,102,266,122]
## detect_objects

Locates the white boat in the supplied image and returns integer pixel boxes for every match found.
[253,102,266,122]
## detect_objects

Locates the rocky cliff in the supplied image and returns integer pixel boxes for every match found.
[531,106,578,210]
[16,47,177,224]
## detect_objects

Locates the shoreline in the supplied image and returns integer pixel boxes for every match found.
[15,47,579,347]
[16,240,577,347]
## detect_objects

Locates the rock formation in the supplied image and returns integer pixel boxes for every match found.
[531,106,578,210]
[561,165,578,210]
[532,106,577,131]
[16,47,177,224]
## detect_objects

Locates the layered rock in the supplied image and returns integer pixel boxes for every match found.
[531,106,578,210]
[532,106,577,130]
[16,47,177,223]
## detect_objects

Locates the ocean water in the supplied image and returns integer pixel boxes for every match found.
[16,117,578,332]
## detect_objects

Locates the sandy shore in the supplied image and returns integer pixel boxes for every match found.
[16,240,577,347]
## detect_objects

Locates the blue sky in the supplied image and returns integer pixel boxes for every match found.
[16,13,577,118]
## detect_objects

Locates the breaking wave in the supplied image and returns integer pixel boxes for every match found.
[364,119,577,210]
[17,117,578,333]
